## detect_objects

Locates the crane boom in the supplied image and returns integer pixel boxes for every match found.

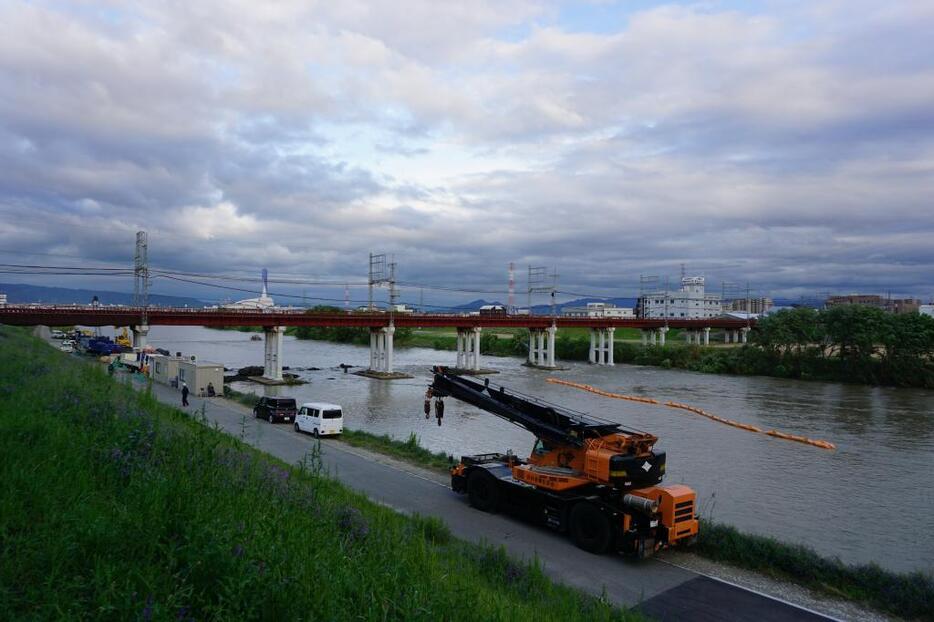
[430,367,625,446]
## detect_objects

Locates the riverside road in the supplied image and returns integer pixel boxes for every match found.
[138,379,829,621]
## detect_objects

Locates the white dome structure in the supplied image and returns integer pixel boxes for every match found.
[224,269,275,310]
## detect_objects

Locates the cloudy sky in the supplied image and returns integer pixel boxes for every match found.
[1,0,932,306]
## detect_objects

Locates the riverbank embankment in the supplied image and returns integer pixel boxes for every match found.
[30,325,914,620]
[217,388,932,622]
[0,326,640,621]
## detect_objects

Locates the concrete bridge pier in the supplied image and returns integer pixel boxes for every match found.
[741,327,750,344]
[456,330,466,368]
[684,330,706,345]
[589,328,615,365]
[528,329,539,365]
[640,330,648,347]
[546,325,557,368]
[262,326,285,382]
[456,327,482,371]
[657,326,669,346]
[606,327,615,365]
[528,327,557,368]
[650,330,657,346]
[368,325,396,374]
[131,324,149,350]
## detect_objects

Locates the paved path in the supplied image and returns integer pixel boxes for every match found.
[135,375,828,621]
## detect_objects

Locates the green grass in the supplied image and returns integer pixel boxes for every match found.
[695,521,933,620]
[0,326,641,621]
[223,385,261,408]
[340,430,458,472]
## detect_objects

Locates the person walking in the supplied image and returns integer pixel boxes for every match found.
[181,382,190,407]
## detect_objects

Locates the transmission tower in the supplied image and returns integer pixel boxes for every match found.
[638,274,659,318]
[133,231,149,323]
[528,265,558,316]
[368,252,397,311]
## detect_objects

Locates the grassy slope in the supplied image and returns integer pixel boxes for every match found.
[0,326,640,621]
[270,403,934,621]
[227,387,934,619]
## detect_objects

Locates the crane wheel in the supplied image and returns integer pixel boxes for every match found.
[570,503,613,554]
[466,469,500,513]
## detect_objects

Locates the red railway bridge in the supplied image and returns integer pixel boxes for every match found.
[1,305,755,380]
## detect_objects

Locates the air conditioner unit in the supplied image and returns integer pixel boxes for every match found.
[190,355,197,362]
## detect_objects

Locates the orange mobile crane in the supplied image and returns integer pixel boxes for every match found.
[430,367,698,557]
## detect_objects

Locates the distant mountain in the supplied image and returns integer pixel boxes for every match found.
[0,282,206,307]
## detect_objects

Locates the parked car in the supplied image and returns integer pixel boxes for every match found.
[253,397,298,423]
[294,402,343,437]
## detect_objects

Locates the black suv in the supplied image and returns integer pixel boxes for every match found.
[253,397,298,423]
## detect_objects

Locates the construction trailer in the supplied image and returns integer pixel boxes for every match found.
[176,357,224,396]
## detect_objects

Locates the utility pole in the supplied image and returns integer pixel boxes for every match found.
[639,274,659,319]
[368,252,397,312]
[746,281,751,328]
[133,231,149,324]
[664,275,670,327]
[368,253,386,311]
[508,262,515,314]
[527,266,557,316]
[388,255,398,308]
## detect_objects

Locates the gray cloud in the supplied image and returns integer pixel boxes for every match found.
[1,0,932,306]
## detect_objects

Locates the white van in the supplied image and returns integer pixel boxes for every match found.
[295,402,344,437]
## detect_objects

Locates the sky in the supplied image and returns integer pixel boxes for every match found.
[1,0,933,307]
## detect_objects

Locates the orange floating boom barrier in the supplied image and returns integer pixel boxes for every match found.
[547,378,659,404]
[549,378,835,451]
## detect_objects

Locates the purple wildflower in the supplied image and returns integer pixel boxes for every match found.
[336,507,370,543]
[142,595,154,621]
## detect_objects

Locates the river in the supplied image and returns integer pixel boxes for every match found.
[126,325,933,574]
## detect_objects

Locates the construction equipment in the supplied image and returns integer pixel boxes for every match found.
[429,367,698,557]
[115,327,132,349]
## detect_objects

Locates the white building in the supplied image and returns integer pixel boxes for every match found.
[223,269,274,310]
[563,302,634,319]
[920,304,934,318]
[0,292,6,306]
[640,277,721,319]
